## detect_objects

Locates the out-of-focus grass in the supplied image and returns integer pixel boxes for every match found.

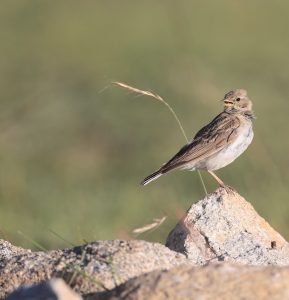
[0,1,289,249]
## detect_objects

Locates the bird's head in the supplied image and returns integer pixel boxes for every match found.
[222,89,253,113]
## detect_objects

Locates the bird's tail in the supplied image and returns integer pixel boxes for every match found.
[140,170,163,186]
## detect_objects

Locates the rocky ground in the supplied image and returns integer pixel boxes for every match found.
[2,187,289,299]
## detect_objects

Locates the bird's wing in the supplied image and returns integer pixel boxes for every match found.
[160,112,241,173]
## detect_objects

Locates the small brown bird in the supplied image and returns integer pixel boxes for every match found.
[141,89,254,187]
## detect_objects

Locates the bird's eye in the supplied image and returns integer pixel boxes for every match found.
[236,98,240,102]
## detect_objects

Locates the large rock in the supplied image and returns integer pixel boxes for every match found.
[3,187,289,299]
[166,187,289,265]
[0,239,187,298]
[92,263,289,300]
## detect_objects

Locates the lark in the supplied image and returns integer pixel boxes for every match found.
[141,89,254,187]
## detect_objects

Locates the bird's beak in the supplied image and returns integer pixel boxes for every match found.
[223,100,234,107]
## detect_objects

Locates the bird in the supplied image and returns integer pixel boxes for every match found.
[141,89,255,187]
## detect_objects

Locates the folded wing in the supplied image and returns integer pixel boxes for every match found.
[159,112,241,173]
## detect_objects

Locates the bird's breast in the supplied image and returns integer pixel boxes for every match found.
[196,122,254,171]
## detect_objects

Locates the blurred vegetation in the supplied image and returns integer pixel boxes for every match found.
[0,1,289,249]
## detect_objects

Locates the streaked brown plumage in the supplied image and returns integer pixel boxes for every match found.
[141,89,254,186]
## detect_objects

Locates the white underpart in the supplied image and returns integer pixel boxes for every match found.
[183,122,254,171]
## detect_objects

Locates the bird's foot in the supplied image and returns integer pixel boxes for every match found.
[220,184,236,194]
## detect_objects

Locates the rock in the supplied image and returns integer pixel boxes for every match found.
[0,240,187,298]
[6,278,82,300]
[166,187,289,265]
[3,187,289,299]
[91,263,289,300]
[0,240,63,299]
[0,240,29,266]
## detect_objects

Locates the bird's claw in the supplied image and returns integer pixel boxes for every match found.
[220,184,236,194]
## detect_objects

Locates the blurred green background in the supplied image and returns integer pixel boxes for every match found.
[0,1,289,249]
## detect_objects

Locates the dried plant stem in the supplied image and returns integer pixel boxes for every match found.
[133,216,167,235]
[197,170,208,195]
[161,101,208,195]
[113,81,208,195]
[162,101,188,143]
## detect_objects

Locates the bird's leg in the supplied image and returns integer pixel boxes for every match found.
[207,170,235,193]
[207,170,225,186]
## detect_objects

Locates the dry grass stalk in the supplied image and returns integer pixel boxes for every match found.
[133,216,167,234]
[112,81,188,143]
[112,81,164,103]
[113,81,208,195]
